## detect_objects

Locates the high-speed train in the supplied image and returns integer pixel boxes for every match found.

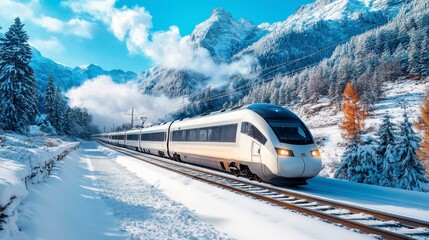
[93,104,322,185]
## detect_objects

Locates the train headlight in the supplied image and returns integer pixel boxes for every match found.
[276,148,295,157]
[310,149,321,157]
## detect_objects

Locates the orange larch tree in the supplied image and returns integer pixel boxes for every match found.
[416,90,429,172]
[340,82,368,140]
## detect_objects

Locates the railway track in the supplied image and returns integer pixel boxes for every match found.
[99,142,429,240]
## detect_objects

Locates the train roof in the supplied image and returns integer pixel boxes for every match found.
[244,103,299,120]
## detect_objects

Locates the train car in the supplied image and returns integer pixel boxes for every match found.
[168,103,321,184]
[138,123,170,157]
[117,131,126,147]
[124,129,141,151]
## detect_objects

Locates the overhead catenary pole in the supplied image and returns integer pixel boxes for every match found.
[125,107,134,129]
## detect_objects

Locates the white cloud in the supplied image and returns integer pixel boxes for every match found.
[33,16,93,38]
[29,37,65,53]
[0,0,36,20]
[62,0,257,87]
[66,76,184,128]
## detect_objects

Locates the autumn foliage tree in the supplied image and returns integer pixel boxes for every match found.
[416,90,429,173]
[340,82,368,140]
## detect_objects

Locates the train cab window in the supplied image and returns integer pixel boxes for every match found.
[241,122,267,145]
[268,120,313,145]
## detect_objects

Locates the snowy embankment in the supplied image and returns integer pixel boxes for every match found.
[0,127,79,239]
[294,79,429,177]
[18,141,373,240]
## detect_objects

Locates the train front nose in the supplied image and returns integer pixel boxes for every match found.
[277,145,322,178]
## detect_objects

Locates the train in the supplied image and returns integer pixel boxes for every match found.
[93,103,322,185]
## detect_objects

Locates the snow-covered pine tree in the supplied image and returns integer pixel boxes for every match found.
[62,106,71,136]
[408,34,423,79]
[393,43,408,74]
[377,113,396,158]
[335,139,359,181]
[354,141,378,184]
[0,18,38,132]
[396,110,429,192]
[53,84,64,133]
[375,113,398,185]
[379,144,399,188]
[44,75,55,127]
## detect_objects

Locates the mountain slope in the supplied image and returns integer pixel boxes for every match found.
[139,0,406,102]
[30,49,137,92]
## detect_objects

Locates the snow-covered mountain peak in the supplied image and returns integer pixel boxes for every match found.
[210,8,233,20]
[190,8,267,61]
[284,0,403,31]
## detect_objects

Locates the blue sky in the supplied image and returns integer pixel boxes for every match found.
[0,0,314,73]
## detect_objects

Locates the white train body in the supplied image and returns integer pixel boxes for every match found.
[93,104,322,185]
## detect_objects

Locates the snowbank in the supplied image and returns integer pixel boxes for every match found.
[0,128,79,239]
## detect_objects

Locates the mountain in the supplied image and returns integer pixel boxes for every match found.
[237,0,405,75]
[139,67,209,98]
[279,0,404,32]
[138,0,406,100]
[190,8,267,61]
[30,48,137,92]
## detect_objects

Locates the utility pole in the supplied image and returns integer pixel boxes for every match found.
[125,107,134,129]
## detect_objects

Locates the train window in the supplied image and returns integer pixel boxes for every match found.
[199,129,208,141]
[241,122,267,145]
[268,120,313,145]
[171,124,237,143]
[189,129,197,141]
[220,124,237,142]
[127,134,139,141]
[141,132,166,142]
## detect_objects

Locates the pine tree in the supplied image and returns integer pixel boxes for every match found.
[408,35,422,79]
[355,142,378,184]
[44,75,55,125]
[335,139,359,180]
[340,82,367,140]
[393,43,408,74]
[53,84,64,133]
[396,110,429,192]
[0,18,38,131]
[375,113,398,185]
[377,114,396,157]
[379,145,399,188]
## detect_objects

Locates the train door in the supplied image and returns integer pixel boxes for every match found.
[251,141,261,163]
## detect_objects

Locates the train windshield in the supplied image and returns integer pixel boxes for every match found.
[268,120,314,145]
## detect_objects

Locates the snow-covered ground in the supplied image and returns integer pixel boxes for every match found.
[0,128,79,239]
[9,141,429,239]
[15,141,378,240]
[295,79,429,177]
